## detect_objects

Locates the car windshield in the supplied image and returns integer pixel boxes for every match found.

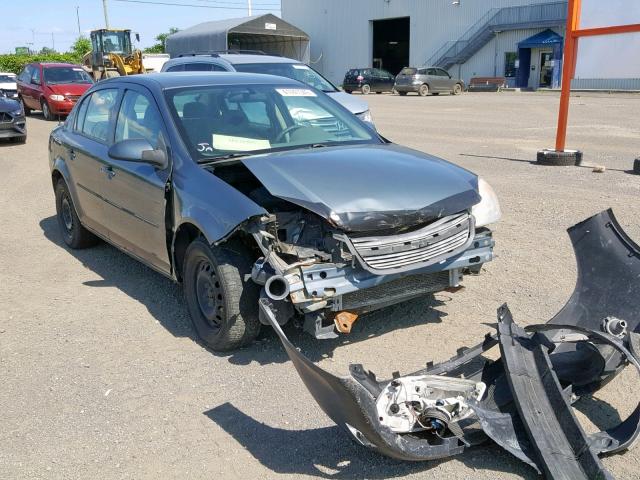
[233,63,337,93]
[0,75,16,83]
[43,67,93,85]
[166,83,379,161]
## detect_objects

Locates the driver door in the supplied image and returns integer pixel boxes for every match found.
[100,85,171,274]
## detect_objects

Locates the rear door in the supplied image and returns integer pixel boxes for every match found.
[62,87,120,236]
[99,85,171,273]
[426,68,444,91]
[380,69,395,90]
[436,68,455,91]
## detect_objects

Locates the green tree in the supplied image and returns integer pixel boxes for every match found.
[70,36,92,59]
[144,27,179,53]
[39,46,56,55]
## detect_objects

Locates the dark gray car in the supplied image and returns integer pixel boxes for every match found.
[394,67,465,96]
[49,72,499,351]
[0,93,26,143]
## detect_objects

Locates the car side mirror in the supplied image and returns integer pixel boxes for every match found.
[32,78,40,85]
[108,139,168,169]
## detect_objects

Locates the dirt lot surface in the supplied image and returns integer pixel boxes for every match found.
[2,91,640,479]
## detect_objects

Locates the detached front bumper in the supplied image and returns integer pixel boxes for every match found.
[287,228,493,315]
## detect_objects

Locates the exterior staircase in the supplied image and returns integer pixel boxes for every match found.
[426,2,567,70]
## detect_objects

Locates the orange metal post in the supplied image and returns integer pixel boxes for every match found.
[554,0,581,151]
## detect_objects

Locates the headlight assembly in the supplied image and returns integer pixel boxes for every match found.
[472,177,501,227]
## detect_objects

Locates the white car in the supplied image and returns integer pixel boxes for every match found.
[0,72,18,100]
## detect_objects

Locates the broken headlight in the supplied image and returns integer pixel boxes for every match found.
[472,177,501,227]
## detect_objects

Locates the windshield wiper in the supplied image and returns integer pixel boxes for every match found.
[198,152,254,164]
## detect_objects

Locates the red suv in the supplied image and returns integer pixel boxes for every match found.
[17,63,94,120]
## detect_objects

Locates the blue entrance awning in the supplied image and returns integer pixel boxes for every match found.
[518,29,563,48]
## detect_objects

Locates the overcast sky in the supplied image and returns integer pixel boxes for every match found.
[0,0,281,54]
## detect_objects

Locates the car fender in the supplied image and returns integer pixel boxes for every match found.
[50,153,84,215]
[171,166,267,246]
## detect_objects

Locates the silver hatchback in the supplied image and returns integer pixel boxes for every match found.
[394,67,464,96]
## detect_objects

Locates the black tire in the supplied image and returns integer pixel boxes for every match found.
[453,83,463,95]
[41,99,53,121]
[183,238,261,351]
[55,178,99,249]
[398,91,407,96]
[361,84,371,95]
[375,91,383,94]
[432,92,440,96]
[20,97,31,115]
[418,84,429,97]
[536,149,583,166]
[633,158,640,174]
[344,90,353,94]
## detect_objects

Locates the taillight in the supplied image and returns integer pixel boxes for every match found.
[357,75,364,82]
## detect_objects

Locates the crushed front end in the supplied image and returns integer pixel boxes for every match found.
[249,208,494,338]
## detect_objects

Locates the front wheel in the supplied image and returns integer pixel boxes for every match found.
[41,100,53,120]
[361,84,371,95]
[453,83,463,95]
[183,239,261,351]
[20,97,31,115]
[418,84,429,97]
[398,91,407,96]
[55,179,98,249]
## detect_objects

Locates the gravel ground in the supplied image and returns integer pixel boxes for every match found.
[1,91,640,479]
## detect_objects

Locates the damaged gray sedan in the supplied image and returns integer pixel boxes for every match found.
[49,72,500,350]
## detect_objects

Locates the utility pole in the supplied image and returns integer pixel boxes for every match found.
[248,0,252,16]
[51,32,55,51]
[76,6,81,35]
[102,0,110,29]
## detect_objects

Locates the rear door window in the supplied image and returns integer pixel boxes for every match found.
[436,69,450,77]
[80,88,119,143]
[183,63,214,71]
[165,64,184,72]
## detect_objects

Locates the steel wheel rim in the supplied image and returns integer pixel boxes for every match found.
[362,85,370,94]
[195,259,224,330]
[43,103,49,118]
[420,85,428,95]
[454,84,461,94]
[61,195,73,232]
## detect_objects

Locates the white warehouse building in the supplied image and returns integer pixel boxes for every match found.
[281,0,640,91]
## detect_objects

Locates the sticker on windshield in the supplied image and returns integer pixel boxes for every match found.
[275,88,316,97]
[212,134,271,152]
[292,64,310,70]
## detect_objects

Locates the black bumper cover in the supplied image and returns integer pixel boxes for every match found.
[261,209,640,476]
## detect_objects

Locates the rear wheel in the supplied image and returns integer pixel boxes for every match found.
[183,238,261,351]
[418,84,429,97]
[361,84,371,95]
[398,91,407,96]
[55,178,98,249]
[41,100,53,121]
[453,83,463,95]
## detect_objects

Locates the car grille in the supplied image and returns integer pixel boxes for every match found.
[348,212,473,272]
[1,89,18,98]
[0,112,13,123]
[341,270,450,310]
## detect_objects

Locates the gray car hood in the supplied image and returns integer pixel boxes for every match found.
[241,144,480,232]
[0,96,20,112]
[327,91,369,115]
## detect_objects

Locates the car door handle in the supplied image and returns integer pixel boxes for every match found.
[100,165,116,179]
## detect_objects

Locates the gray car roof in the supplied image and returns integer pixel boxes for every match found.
[165,54,302,66]
[105,72,303,90]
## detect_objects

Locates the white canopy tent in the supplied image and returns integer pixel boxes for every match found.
[166,14,310,62]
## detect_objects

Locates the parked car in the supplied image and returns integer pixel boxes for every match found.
[394,67,465,96]
[0,91,26,143]
[0,72,19,100]
[49,72,499,351]
[17,63,94,120]
[343,68,395,95]
[161,52,372,124]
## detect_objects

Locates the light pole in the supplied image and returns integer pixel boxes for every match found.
[102,0,110,29]
[76,6,81,36]
[248,0,252,16]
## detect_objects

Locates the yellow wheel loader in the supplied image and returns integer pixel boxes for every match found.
[83,29,145,80]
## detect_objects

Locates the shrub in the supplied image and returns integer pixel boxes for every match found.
[0,53,84,75]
